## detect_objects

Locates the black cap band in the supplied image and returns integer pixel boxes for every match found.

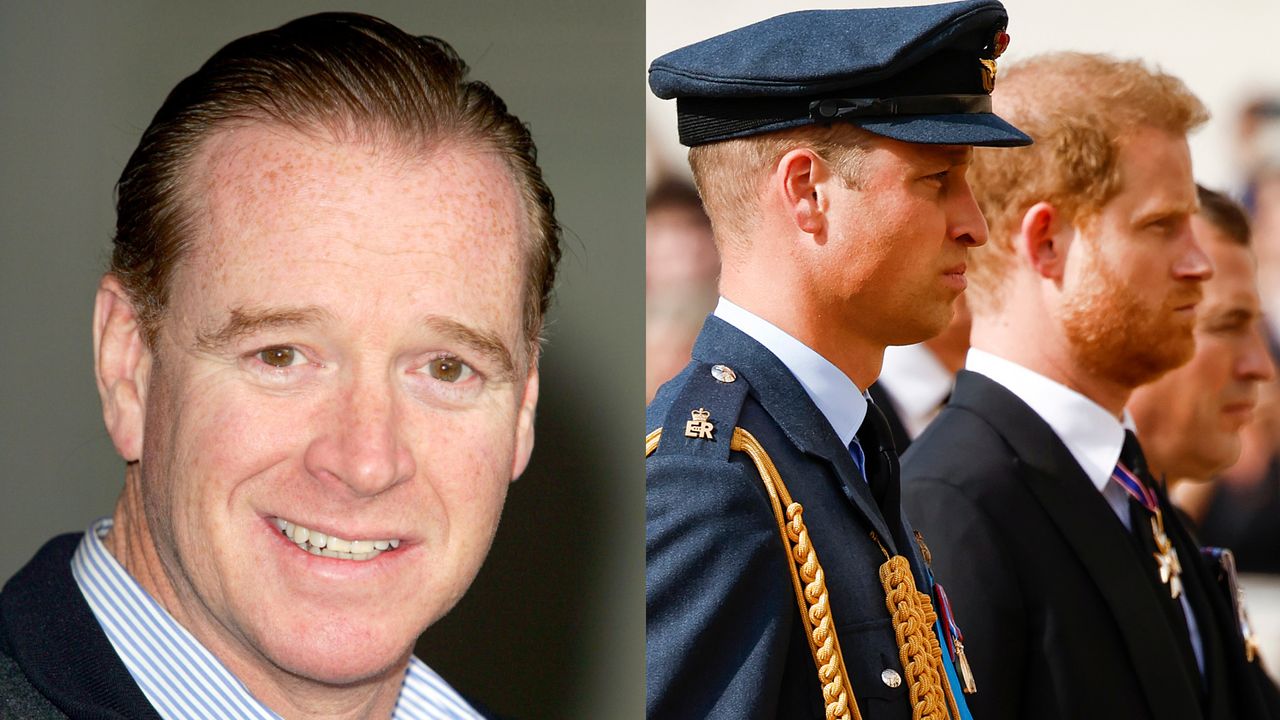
[676,93,996,146]
[810,94,992,119]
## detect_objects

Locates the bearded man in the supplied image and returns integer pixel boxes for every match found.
[901,53,1280,720]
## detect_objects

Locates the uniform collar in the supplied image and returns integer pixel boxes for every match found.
[715,297,867,446]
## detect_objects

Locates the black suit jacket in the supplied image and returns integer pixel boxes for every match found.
[647,316,952,719]
[901,370,1280,720]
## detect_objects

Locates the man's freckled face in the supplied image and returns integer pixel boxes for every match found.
[138,124,534,685]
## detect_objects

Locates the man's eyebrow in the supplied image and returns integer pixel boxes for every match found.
[928,146,972,166]
[194,306,335,351]
[423,315,517,381]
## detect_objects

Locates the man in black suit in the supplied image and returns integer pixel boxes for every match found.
[902,53,1280,720]
[646,2,1032,717]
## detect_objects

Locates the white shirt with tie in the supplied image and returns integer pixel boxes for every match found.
[966,347,1204,674]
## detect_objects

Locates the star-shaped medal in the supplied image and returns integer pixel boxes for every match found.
[1150,515,1183,600]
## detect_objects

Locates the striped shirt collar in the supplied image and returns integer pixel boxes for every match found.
[70,518,483,719]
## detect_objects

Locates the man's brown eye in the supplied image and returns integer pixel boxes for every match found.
[258,347,296,368]
[428,357,466,382]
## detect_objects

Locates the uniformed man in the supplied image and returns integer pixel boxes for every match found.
[645,2,1031,718]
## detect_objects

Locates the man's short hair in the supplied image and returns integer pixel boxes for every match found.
[1197,184,1252,247]
[111,12,561,349]
[687,123,873,247]
[966,52,1209,314]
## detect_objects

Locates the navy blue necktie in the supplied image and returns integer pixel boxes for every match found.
[848,436,867,483]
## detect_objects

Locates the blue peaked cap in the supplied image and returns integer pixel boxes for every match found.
[649,0,1032,148]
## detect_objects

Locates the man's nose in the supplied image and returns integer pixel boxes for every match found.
[1173,227,1214,282]
[304,371,416,498]
[1239,322,1278,383]
[950,180,988,248]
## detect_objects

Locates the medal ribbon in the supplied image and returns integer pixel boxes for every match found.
[1110,462,1159,514]
[933,582,963,660]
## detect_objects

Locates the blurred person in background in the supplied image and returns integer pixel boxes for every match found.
[1166,105,1280,575]
[1130,186,1275,489]
[870,295,972,453]
[1186,378,1280,573]
[1128,187,1276,669]
[645,178,718,402]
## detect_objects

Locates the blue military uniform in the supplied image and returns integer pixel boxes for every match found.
[646,2,1030,718]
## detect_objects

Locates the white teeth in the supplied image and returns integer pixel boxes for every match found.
[275,518,398,562]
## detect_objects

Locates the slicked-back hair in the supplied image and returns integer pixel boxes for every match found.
[1197,185,1252,247]
[111,12,561,350]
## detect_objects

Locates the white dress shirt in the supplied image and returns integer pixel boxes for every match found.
[878,343,954,439]
[966,348,1204,673]
[715,297,867,448]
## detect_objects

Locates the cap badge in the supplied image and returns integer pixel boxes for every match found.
[980,29,1010,93]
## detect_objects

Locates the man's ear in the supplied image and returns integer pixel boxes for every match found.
[509,361,539,482]
[1020,201,1073,281]
[776,148,832,236]
[93,275,151,462]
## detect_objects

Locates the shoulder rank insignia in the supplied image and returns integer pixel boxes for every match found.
[684,407,714,439]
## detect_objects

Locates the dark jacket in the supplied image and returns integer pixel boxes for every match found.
[0,534,158,720]
[646,316,956,719]
[901,370,1280,720]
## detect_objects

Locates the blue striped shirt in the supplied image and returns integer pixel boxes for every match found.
[70,518,483,719]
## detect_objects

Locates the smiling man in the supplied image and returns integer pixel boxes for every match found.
[0,13,558,720]
[645,2,1031,718]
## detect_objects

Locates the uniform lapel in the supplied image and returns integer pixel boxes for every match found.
[950,371,1203,719]
[691,316,898,553]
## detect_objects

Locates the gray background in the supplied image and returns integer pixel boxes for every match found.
[0,2,644,717]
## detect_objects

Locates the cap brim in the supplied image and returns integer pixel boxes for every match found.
[852,112,1032,147]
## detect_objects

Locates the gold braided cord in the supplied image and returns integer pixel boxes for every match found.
[879,555,962,720]
[646,427,860,720]
[646,427,662,456]
[730,427,859,720]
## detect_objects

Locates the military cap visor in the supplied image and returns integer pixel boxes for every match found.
[649,0,1032,148]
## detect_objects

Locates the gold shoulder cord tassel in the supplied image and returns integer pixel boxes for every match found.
[647,427,860,720]
[870,533,962,720]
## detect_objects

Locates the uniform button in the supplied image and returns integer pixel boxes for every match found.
[881,668,902,688]
[711,364,737,383]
